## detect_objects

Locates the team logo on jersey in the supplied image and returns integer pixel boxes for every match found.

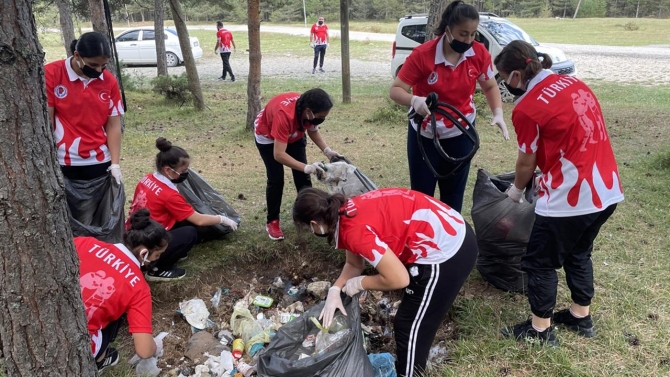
[342,199,358,217]
[54,85,68,99]
[99,91,110,103]
[427,71,438,85]
[468,67,478,78]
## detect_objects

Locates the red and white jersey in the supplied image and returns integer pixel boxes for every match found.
[216,28,234,53]
[311,24,329,45]
[75,237,152,356]
[254,92,318,144]
[398,36,494,139]
[45,57,124,166]
[513,70,624,217]
[127,172,195,230]
[336,188,467,267]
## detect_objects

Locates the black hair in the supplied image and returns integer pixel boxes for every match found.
[493,40,553,83]
[294,88,333,130]
[216,21,223,28]
[434,1,479,36]
[292,187,346,245]
[70,31,111,58]
[155,137,190,172]
[124,209,170,253]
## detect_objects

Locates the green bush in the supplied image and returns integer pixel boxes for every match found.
[367,101,407,124]
[118,62,149,92]
[151,74,190,102]
[624,21,640,31]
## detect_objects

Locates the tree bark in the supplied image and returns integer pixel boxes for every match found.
[246,0,262,131]
[0,1,98,376]
[55,0,76,57]
[87,0,107,34]
[154,0,168,76]
[168,0,205,110]
[340,0,351,104]
[572,0,583,18]
[425,0,449,42]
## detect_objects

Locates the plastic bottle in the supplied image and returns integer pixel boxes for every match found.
[232,338,244,359]
[237,361,257,376]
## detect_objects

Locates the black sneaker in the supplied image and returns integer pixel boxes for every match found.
[312,68,316,74]
[96,347,119,372]
[218,76,225,81]
[146,267,186,282]
[553,309,595,338]
[231,77,236,82]
[319,67,325,73]
[501,318,559,347]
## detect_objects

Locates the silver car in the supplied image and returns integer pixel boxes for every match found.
[114,27,203,67]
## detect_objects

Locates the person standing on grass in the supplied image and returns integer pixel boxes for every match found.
[310,16,329,74]
[495,40,624,347]
[77,209,168,373]
[254,88,341,241]
[292,187,478,377]
[215,21,236,82]
[126,138,238,281]
[389,0,509,213]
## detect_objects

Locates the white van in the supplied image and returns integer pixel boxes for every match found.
[391,13,576,102]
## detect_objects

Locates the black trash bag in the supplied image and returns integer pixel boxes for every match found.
[471,169,537,293]
[64,174,125,243]
[177,168,241,238]
[257,294,375,377]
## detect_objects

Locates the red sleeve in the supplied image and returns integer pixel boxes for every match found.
[512,109,540,154]
[341,225,389,268]
[477,47,494,81]
[45,64,56,107]
[310,24,316,35]
[269,111,293,144]
[165,192,196,222]
[126,288,153,334]
[108,76,124,117]
[397,49,426,87]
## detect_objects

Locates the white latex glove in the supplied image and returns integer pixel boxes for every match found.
[323,147,341,160]
[154,332,168,358]
[507,184,525,203]
[491,108,510,140]
[309,42,315,49]
[342,276,365,297]
[303,162,325,175]
[219,215,238,231]
[108,164,122,185]
[319,286,347,328]
[411,95,431,117]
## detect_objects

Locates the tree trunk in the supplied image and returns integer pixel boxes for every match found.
[425,0,449,42]
[0,1,98,376]
[246,0,262,131]
[88,0,107,34]
[572,0,583,18]
[55,0,76,57]
[154,0,168,76]
[340,0,351,104]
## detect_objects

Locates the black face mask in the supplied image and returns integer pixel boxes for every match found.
[170,170,189,184]
[307,118,325,126]
[503,82,526,97]
[78,58,104,79]
[446,29,472,54]
[318,21,324,25]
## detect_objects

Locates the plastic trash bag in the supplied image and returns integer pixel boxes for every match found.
[64,174,125,243]
[368,353,397,377]
[257,294,374,377]
[180,299,210,330]
[317,156,377,198]
[471,169,537,293]
[230,306,264,354]
[177,168,241,237]
[135,357,161,377]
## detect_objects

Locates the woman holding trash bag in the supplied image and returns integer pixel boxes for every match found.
[293,187,478,377]
[76,209,168,372]
[45,32,125,238]
[127,138,238,281]
[389,0,509,213]
[494,40,624,346]
[255,88,341,241]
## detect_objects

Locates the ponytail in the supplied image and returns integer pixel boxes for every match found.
[293,188,345,245]
[494,40,553,82]
[124,209,170,253]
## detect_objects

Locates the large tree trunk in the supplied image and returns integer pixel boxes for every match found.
[154,0,168,76]
[246,0,262,130]
[55,0,76,57]
[87,0,107,34]
[167,0,205,110]
[425,0,449,42]
[340,0,351,104]
[0,1,98,376]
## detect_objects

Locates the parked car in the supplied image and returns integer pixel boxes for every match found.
[391,13,576,102]
[114,27,203,67]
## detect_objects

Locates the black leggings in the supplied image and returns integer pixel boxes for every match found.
[313,44,326,68]
[219,52,234,79]
[94,317,122,359]
[152,225,198,270]
[394,222,478,377]
[256,138,312,223]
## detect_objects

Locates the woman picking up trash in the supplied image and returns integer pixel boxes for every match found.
[127,138,238,281]
[389,0,508,212]
[292,188,478,377]
[255,88,341,241]
[76,209,168,373]
[494,40,624,346]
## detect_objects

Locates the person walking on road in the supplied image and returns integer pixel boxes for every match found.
[215,21,236,82]
[310,16,329,74]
